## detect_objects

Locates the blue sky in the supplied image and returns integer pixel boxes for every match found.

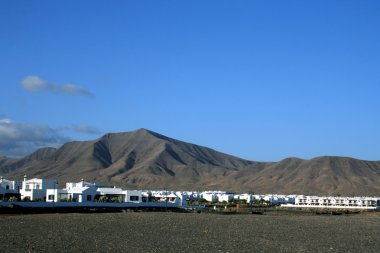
[0,0,379,161]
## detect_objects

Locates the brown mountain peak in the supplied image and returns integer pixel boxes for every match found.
[0,129,379,195]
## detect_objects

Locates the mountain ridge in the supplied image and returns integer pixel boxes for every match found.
[0,128,379,196]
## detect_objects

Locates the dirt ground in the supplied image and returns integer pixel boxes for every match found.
[0,211,379,252]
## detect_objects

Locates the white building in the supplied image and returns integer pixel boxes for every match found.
[149,190,181,204]
[96,187,125,202]
[271,195,295,205]
[123,190,143,203]
[47,179,99,203]
[201,191,219,202]
[250,194,295,205]
[0,177,22,200]
[47,187,98,203]
[235,193,255,203]
[182,191,201,200]
[20,175,56,201]
[218,193,234,203]
[47,179,143,203]
[66,179,102,190]
[286,195,380,209]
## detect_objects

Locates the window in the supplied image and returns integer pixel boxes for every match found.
[130,196,139,201]
[48,195,54,201]
[87,195,92,201]
[36,185,40,190]
[6,185,9,190]
[26,185,30,190]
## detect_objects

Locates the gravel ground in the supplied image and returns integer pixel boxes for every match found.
[0,211,379,253]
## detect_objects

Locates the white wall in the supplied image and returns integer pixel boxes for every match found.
[123,190,143,203]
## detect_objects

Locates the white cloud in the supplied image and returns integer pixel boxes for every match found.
[59,84,92,96]
[68,124,101,134]
[21,75,92,96]
[0,118,12,125]
[20,76,48,91]
[0,118,70,158]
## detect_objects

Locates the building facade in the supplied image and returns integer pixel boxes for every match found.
[19,175,56,201]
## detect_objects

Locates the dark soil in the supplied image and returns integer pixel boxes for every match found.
[0,211,379,252]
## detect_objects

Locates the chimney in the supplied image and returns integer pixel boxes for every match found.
[24,175,27,182]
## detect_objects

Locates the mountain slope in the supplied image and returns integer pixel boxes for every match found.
[0,129,257,190]
[0,129,379,196]
[240,156,380,195]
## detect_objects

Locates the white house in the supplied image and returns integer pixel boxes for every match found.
[271,195,289,205]
[46,179,143,203]
[164,192,180,204]
[46,187,98,203]
[217,193,234,203]
[182,191,201,201]
[96,187,125,202]
[46,179,99,203]
[66,179,102,190]
[0,177,22,200]
[201,192,219,202]
[49,184,124,203]
[235,193,256,203]
[123,190,143,203]
[149,190,181,204]
[289,195,380,209]
[19,175,56,201]
[175,191,199,206]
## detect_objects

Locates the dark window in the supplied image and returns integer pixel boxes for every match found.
[48,195,54,200]
[130,196,139,201]
[6,185,9,190]
[87,195,92,201]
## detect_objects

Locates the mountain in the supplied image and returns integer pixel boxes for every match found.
[1,128,379,196]
[240,157,380,196]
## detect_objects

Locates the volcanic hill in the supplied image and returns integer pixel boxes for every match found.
[1,128,379,196]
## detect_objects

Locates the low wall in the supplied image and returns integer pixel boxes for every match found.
[0,201,180,208]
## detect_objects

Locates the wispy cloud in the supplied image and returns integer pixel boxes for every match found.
[0,118,70,158]
[68,124,101,134]
[21,75,92,96]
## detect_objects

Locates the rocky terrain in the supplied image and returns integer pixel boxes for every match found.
[1,128,380,195]
[0,212,379,252]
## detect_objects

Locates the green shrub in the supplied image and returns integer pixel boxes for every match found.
[8,196,18,202]
[98,196,108,202]
[110,196,123,203]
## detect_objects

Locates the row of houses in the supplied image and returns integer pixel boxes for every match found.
[0,176,185,205]
[282,195,380,209]
[0,176,297,206]
[1,176,380,209]
[200,191,296,205]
